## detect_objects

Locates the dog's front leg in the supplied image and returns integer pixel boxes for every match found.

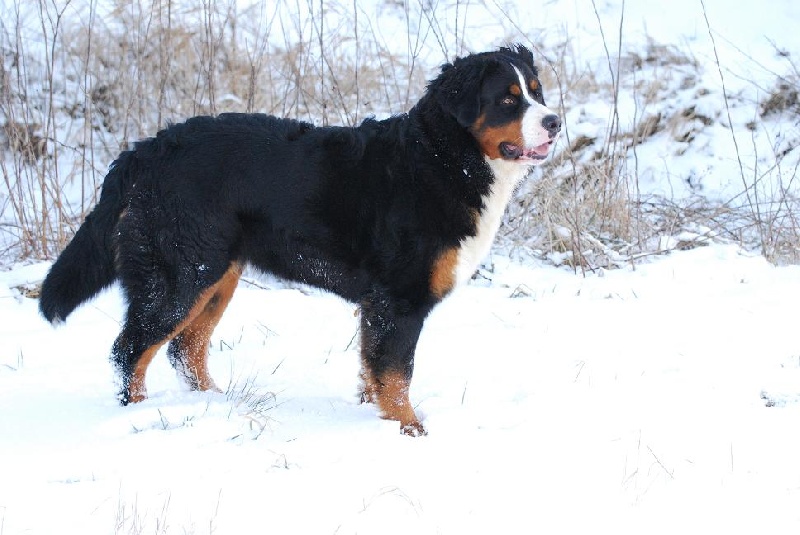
[359,292,430,436]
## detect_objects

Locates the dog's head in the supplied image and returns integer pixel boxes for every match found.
[433,44,561,166]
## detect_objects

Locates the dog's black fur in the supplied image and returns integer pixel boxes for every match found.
[39,44,560,435]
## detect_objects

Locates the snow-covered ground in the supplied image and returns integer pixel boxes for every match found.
[2,0,800,533]
[2,245,799,533]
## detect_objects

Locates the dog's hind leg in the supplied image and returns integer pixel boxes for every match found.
[112,307,182,405]
[167,263,242,392]
[112,264,238,405]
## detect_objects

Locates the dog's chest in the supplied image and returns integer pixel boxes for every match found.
[454,159,529,285]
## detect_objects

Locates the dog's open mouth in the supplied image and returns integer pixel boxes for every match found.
[500,141,553,161]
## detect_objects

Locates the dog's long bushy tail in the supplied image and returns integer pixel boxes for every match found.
[39,150,138,324]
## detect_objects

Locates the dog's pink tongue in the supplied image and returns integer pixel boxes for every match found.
[532,142,550,156]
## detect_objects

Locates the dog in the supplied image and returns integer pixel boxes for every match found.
[39,44,561,435]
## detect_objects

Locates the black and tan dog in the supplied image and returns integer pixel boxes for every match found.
[40,44,561,435]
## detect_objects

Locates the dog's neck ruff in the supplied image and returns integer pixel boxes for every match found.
[454,157,530,285]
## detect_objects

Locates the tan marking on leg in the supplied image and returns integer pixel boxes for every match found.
[375,371,425,436]
[359,366,379,404]
[127,344,162,403]
[175,264,241,391]
[125,263,241,403]
[430,247,459,299]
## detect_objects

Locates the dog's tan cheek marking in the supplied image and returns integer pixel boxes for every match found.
[430,247,459,299]
[471,113,525,160]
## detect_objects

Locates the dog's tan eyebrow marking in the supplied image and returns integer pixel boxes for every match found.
[509,84,522,96]
[530,79,539,92]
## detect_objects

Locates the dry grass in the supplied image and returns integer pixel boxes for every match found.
[0,0,431,262]
[1,0,798,267]
[498,9,800,269]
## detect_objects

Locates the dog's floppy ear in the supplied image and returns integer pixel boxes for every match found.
[431,58,488,128]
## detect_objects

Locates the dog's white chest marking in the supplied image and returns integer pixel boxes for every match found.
[454,158,528,285]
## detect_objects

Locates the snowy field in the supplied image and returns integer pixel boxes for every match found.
[2,0,800,533]
[2,246,800,533]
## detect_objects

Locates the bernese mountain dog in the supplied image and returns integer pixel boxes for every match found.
[39,44,561,435]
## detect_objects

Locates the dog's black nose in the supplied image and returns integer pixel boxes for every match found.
[541,114,562,137]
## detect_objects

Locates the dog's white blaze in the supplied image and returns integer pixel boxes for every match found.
[454,158,529,285]
[514,66,536,106]
[513,65,555,149]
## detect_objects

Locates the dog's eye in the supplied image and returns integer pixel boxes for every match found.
[500,96,517,106]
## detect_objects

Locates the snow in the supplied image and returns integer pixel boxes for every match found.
[2,245,799,533]
[2,0,800,533]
